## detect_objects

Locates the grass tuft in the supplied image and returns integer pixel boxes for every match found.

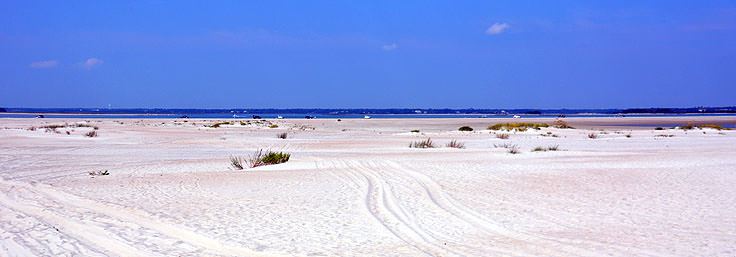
[85,131,98,137]
[209,121,231,128]
[532,145,560,152]
[411,129,420,133]
[551,120,574,129]
[458,126,473,131]
[269,124,279,128]
[493,143,517,149]
[508,146,520,154]
[230,156,244,170]
[445,139,465,149]
[277,132,288,139]
[88,170,109,176]
[587,133,597,139]
[488,123,549,131]
[496,133,510,139]
[232,149,291,169]
[409,138,435,148]
[697,124,724,130]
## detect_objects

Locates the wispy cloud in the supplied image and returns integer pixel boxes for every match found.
[29,60,58,68]
[485,23,510,35]
[80,58,104,69]
[382,43,397,51]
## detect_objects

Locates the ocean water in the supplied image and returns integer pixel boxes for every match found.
[2,113,736,120]
[609,124,736,128]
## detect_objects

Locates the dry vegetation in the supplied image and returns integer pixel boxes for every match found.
[409,138,435,148]
[231,149,291,170]
[445,139,465,149]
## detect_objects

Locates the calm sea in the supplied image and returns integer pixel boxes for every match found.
[2,113,736,120]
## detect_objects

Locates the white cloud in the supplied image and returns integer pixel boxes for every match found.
[382,43,397,51]
[81,58,104,69]
[29,60,58,68]
[485,23,510,35]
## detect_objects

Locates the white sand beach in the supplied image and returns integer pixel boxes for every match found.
[1,117,735,256]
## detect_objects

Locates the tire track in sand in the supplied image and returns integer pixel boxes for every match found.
[324,159,525,256]
[0,177,287,257]
[384,161,666,257]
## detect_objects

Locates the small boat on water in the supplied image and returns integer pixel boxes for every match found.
[513,115,521,119]
[364,115,371,119]
[232,114,238,118]
[305,115,316,119]
[277,115,284,119]
[252,115,262,119]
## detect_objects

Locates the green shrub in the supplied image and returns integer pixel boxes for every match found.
[654,127,664,130]
[209,121,230,128]
[411,129,420,133]
[698,124,724,130]
[233,149,292,169]
[261,151,291,165]
[487,123,549,131]
[458,126,473,131]
[269,124,279,128]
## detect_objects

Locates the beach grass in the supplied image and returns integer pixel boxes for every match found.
[446,139,465,149]
[410,138,435,148]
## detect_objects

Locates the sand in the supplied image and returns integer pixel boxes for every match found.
[1,116,735,256]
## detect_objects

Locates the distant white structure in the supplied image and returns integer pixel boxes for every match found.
[277,115,284,119]
[364,115,371,119]
[513,115,521,119]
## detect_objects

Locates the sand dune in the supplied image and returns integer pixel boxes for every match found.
[1,117,735,256]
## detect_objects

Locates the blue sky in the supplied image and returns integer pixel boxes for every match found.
[1,1,735,108]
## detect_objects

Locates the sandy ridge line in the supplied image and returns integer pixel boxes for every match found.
[0,178,290,257]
